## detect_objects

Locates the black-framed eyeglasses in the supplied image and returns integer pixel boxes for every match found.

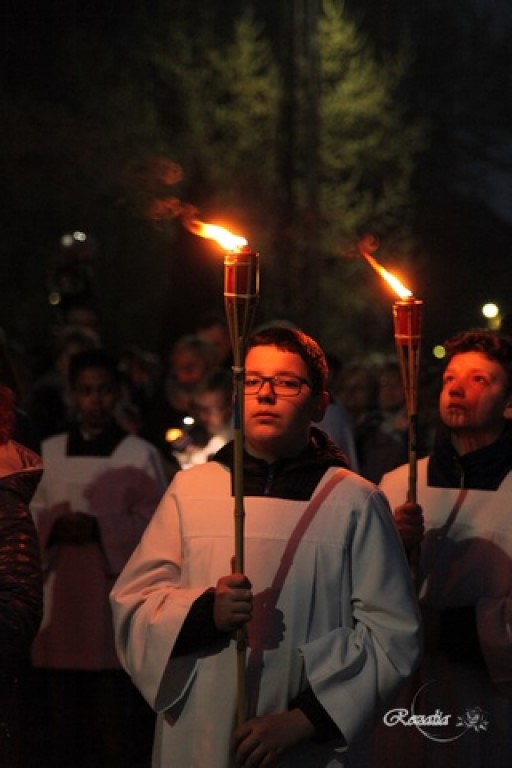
[244,374,313,397]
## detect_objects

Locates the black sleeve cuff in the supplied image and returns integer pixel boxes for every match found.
[290,686,345,745]
[172,588,229,656]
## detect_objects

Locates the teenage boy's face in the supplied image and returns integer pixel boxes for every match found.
[244,345,327,463]
[71,367,118,435]
[439,351,510,450]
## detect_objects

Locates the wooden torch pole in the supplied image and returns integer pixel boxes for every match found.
[223,246,259,726]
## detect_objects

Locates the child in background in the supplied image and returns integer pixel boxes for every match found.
[30,349,167,768]
[176,367,233,468]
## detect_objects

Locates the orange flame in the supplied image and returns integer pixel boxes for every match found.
[183,218,248,251]
[360,249,413,300]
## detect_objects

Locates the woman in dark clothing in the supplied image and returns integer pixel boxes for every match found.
[0,384,43,767]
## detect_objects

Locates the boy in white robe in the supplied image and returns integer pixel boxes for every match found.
[378,329,512,768]
[30,349,167,768]
[111,327,421,767]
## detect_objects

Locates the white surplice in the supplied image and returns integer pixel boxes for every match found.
[377,459,512,768]
[111,462,421,768]
[31,433,167,669]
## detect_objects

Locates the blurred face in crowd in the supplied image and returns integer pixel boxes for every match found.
[65,307,101,336]
[341,367,376,418]
[378,369,405,412]
[193,390,232,436]
[171,349,210,391]
[440,351,510,454]
[243,345,328,464]
[198,323,232,364]
[72,367,118,436]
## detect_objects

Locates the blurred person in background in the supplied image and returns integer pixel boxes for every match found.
[29,326,100,441]
[142,334,219,471]
[59,297,102,341]
[175,367,234,468]
[316,353,358,470]
[356,360,410,483]
[30,349,167,768]
[0,382,43,768]
[339,362,379,432]
[0,329,40,453]
[195,310,233,369]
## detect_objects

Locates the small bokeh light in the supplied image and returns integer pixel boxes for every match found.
[482,303,501,330]
[433,344,446,360]
[482,303,499,319]
[165,428,184,443]
[60,231,88,248]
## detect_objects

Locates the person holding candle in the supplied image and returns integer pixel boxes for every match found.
[111,325,421,768]
[377,328,512,768]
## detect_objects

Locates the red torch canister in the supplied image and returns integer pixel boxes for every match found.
[392,298,423,504]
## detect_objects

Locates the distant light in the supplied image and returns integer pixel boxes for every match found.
[48,291,61,306]
[183,416,195,427]
[61,231,87,247]
[61,234,74,247]
[482,303,499,319]
[165,428,184,443]
[433,345,446,360]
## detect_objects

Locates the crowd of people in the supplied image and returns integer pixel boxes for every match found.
[0,300,511,768]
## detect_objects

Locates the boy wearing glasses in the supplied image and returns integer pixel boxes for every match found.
[111,326,421,768]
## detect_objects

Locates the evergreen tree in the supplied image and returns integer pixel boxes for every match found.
[268,0,426,355]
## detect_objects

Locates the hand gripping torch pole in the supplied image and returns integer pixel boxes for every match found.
[223,246,260,725]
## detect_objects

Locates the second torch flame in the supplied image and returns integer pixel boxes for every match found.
[358,237,423,585]
[359,249,413,301]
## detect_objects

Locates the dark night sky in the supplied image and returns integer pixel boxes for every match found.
[2,0,512,354]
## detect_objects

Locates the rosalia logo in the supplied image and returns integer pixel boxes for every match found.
[383,682,489,743]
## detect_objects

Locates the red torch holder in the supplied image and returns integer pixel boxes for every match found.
[392,298,422,504]
[223,246,259,726]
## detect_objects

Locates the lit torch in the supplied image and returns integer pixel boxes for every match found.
[358,238,423,572]
[183,217,259,725]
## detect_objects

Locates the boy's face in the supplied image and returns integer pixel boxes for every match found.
[439,351,510,451]
[244,344,327,463]
[71,367,118,435]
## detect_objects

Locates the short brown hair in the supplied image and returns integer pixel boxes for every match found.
[246,326,328,394]
[444,329,512,394]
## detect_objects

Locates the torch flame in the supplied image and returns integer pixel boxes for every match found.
[360,250,413,300]
[183,218,248,251]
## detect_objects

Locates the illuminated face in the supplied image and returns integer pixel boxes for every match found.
[244,345,327,463]
[71,367,118,435]
[439,351,510,452]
